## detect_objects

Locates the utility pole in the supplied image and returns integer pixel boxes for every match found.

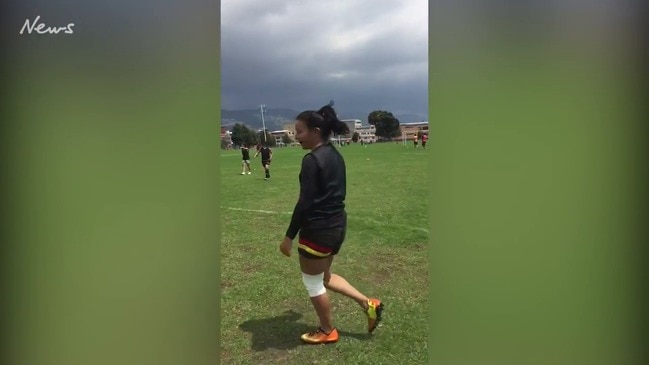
[260,104,267,142]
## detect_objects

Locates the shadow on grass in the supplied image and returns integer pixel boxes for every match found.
[239,310,372,351]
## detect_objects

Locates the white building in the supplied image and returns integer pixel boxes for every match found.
[341,119,362,133]
[221,129,232,145]
[356,125,377,143]
[339,119,376,143]
[270,129,296,146]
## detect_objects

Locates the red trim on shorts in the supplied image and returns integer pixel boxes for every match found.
[298,238,332,254]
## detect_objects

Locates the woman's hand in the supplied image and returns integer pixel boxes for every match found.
[280,236,293,257]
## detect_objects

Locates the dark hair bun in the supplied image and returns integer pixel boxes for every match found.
[317,100,338,121]
[317,101,349,136]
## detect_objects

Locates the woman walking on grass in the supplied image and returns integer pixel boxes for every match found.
[279,101,384,344]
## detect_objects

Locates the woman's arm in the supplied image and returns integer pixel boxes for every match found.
[285,154,318,240]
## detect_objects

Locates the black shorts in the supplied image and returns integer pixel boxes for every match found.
[298,227,346,259]
[261,159,271,166]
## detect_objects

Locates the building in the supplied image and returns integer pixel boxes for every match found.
[355,124,377,143]
[280,119,376,143]
[221,127,232,141]
[282,122,296,135]
[220,127,233,148]
[338,119,377,142]
[269,129,296,146]
[340,119,362,135]
[399,121,429,141]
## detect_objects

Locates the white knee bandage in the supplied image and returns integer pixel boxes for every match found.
[302,272,326,297]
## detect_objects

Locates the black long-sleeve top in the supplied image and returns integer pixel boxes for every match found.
[241,146,250,160]
[285,142,347,239]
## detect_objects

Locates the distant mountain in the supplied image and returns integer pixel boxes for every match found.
[221,108,427,130]
[221,108,298,131]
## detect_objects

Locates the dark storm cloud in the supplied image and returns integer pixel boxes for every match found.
[221,0,428,118]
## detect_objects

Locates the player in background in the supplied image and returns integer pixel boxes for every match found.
[254,143,273,180]
[421,133,428,150]
[279,100,383,345]
[240,144,252,175]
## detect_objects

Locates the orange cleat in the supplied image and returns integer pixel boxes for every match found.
[366,298,384,333]
[300,327,339,344]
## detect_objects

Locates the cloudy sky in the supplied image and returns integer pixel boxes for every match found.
[221,0,428,118]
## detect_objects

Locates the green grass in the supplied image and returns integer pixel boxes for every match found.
[220,142,430,364]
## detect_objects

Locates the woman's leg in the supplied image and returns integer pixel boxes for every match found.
[323,256,384,333]
[299,255,334,333]
[323,256,369,310]
[262,162,270,179]
[298,229,384,337]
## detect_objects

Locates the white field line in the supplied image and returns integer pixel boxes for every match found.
[225,207,290,215]
[223,207,429,234]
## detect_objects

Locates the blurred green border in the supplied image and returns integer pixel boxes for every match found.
[428,9,643,365]
[1,1,645,364]
[1,3,222,365]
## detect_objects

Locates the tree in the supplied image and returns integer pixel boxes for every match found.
[368,110,401,140]
[248,129,260,146]
[258,129,276,146]
[230,123,258,147]
[281,133,293,145]
[351,131,360,143]
[230,123,247,146]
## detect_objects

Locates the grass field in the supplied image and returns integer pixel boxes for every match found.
[220,142,429,365]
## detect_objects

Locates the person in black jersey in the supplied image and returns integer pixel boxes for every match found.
[240,144,252,175]
[279,101,383,345]
[253,143,272,180]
